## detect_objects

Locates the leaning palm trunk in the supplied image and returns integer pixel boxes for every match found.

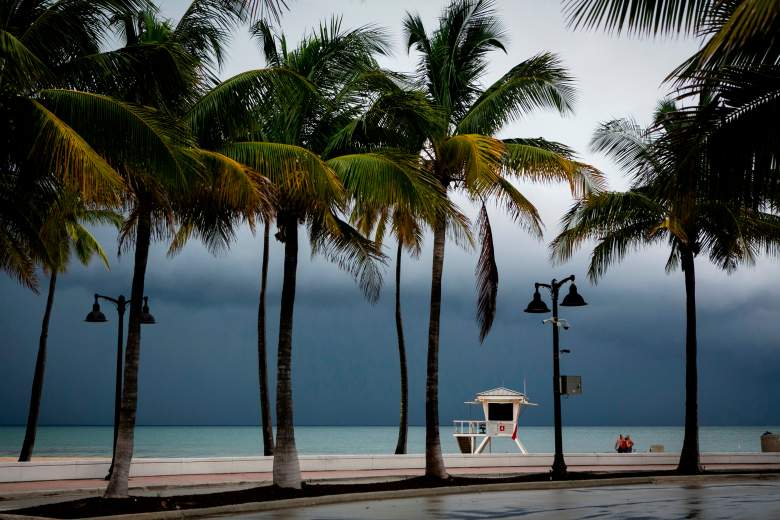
[272,215,301,488]
[425,218,448,479]
[18,272,58,462]
[105,206,152,498]
[258,221,274,456]
[394,243,408,455]
[678,247,702,474]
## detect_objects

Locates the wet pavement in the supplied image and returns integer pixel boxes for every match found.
[219,479,780,520]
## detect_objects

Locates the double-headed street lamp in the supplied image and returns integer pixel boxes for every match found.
[85,294,155,479]
[524,275,587,479]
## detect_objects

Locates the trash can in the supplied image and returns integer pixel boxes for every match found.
[761,431,780,452]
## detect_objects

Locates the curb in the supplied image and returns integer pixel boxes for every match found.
[1,473,777,520]
[0,475,419,501]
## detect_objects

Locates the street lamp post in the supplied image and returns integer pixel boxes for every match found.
[85,294,155,479]
[524,275,586,479]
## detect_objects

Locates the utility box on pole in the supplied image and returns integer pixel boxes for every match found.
[560,375,582,396]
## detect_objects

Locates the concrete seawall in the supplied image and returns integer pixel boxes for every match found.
[2,452,779,483]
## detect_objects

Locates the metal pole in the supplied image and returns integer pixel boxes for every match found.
[551,280,567,478]
[106,296,126,480]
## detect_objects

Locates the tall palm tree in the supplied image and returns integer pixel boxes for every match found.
[102,2,279,498]
[353,206,424,455]
[18,192,121,462]
[257,220,274,456]
[210,18,452,489]
[551,100,780,474]
[403,0,604,479]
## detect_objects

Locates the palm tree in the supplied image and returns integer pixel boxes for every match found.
[18,192,121,462]
[353,206,424,455]
[551,100,780,474]
[402,0,604,479]
[257,221,274,456]
[209,18,453,489]
[102,2,279,498]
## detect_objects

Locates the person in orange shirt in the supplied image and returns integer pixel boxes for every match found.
[625,435,634,453]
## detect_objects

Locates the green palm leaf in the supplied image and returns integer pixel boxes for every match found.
[0,29,49,88]
[328,152,444,216]
[309,209,386,302]
[27,99,122,205]
[457,53,576,135]
[38,89,190,186]
[504,138,606,197]
[222,141,343,204]
[439,133,505,191]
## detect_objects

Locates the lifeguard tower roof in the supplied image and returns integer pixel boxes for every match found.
[477,387,524,397]
[474,387,530,403]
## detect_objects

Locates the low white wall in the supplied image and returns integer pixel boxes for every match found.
[1,453,778,483]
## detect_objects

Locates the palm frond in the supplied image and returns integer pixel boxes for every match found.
[222,141,343,205]
[550,190,666,267]
[487,176,544,239]
[504,138,606,197]
[475,203,498,342]
[0,29,49,88]
[174,0,248,73]
[186,68,312,141]
[563,0,711,37]
[457,52,577,135]
[328,152,445,219]
[38,89,190,188]
[439,133,505,190]
[590,117,658,182]
[27,100,123,205]
[586,220,666,281]
[243,0,290,23]
[309,209,387,302]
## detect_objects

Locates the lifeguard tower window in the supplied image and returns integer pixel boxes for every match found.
[488,403,513,421]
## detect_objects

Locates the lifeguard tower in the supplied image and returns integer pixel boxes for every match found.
[453,387,537,454]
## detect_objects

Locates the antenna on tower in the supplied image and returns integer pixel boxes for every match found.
[523,375,527,395]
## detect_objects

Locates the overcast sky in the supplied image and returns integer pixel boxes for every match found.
[1,0,779,429]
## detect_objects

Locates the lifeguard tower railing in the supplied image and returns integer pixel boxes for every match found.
[453,420,487,435]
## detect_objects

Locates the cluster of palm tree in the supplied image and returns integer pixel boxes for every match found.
[10,0,774,500]
[5,0,603,496]
[558,0,780,474]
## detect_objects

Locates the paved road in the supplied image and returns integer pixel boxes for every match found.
[219,479,780,520]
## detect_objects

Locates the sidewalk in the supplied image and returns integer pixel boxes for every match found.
[2,461,777,499]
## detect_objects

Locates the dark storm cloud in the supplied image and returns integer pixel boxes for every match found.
[2,226,779,428]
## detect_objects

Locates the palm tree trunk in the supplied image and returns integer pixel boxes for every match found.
[272,214,301,489]
[425,218,448,479]
[677,246,702,474]
[394,242,408,455]
[18,271,57,462]
[258,221,274,456]
[105,205,152,498]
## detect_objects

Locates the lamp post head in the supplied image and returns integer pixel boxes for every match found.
[524,288,551,314]
[560,283,587,307]
[140,296,156,324]
[85,295,107,323]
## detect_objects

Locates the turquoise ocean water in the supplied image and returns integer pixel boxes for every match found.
[0,426,775,458]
